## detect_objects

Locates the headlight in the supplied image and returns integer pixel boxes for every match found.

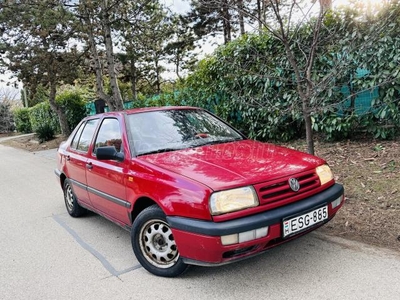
[210,186,259,215]
[316,165,334,185]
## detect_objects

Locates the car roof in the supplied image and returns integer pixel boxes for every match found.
[88,106,201,119]
[124,106,200,115]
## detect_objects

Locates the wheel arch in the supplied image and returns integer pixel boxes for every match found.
[130,197,159,224]
[59,172,67,189]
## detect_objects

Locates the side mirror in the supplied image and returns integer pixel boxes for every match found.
[96,146,124,162]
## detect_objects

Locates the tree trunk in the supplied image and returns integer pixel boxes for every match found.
[257,0,262,33]
[48,76,70,136]
[176,51,181,79]
[130,57,138,101]
[261,0,267,30]
[302,99,314,155]
[237,0,245,35]
[82,8,115,110]
[222,1,231,44]
[102,7,124,111]
[282,41,315,155]
[155,58,161,94]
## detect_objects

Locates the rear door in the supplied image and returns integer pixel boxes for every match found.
[65,118,99,206]
[86,117,130,225]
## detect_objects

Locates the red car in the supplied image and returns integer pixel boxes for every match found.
[55,106,344,277]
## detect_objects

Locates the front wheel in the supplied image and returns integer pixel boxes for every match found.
[131,205,188,277]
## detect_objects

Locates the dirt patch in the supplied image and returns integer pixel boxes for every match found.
[282,139,400,252]
[0,134,66,152]
[2,134,399,252]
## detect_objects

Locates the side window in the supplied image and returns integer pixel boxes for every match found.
[70,122,85,150]
[94,118,123,153]
[76,119,99,152]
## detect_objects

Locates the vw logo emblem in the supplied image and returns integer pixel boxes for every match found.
[288,178,300,192]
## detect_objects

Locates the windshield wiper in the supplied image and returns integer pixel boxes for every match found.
[137,147,183,156]
[194,137,243,147]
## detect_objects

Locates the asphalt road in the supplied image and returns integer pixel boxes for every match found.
[0,143,399,300]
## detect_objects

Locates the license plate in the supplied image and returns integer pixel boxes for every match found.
[283,206,328,238]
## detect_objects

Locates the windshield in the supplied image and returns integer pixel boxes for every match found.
[127,109,243,156]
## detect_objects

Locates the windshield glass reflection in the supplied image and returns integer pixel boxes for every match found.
[127,109,243,156]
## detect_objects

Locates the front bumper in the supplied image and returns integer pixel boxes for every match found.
[167,183,344,266]
[54,168,61,178]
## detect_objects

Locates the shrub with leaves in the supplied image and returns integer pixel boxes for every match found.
[13,107,31,133]
[29,101,59,141]
[35,123,55,142]
[56,90,86,132]
[177,3,400,142]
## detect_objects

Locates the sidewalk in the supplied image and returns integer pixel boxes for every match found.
[0,133,35,143]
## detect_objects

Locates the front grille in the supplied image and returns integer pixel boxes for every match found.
[255,170,320,206]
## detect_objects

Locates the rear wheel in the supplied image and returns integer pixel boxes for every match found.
[131,205,188,277]
[63,178,86,217]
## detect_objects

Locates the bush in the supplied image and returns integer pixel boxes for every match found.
[29,101,59,141]
[0,101,15,133]
[56,90,86,132]
[13,107,31,133]
[35,123,55,142]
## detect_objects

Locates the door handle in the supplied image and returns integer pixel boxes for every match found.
[86,162,93,170]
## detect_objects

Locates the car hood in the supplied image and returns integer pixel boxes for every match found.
[139,140,325,191]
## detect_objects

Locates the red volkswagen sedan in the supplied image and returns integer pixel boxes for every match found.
[55,106,344,277]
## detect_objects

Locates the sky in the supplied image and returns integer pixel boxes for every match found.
[163,0,191,13]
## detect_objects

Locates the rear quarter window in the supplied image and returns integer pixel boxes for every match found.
[71,122,85,149]
[71,119,99,152]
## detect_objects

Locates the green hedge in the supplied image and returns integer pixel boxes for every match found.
[166,4,400,142]
[16,90,87,140]
[29,102,59,141]
[56,90,86,132]
[13,108,32,133]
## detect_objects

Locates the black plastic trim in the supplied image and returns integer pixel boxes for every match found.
[167,184,344,236]
[87,187,131,208]
[70,179,131,209]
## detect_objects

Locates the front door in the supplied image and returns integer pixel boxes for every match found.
[86,117,130,225]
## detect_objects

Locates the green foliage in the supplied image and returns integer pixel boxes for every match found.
[26,89,87,139]
[312,113,358,141]
[56,90,86,132]
[178,34,305,141]
[29,102,59,141]
[28,85,49,107]
[130,91,182,108]
[13,108,32,133]
[35,123,55,143]
[176,2,400,142]
[0,102,15,133]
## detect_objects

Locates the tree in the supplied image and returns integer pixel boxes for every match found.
[182,0,400,148]
[74,0,124,111]
[164,15,197,80]
[0,0,82,136]
[196,0,394,154]
[188,0,235,44]
[117,0,175,98]
[140,8,175,94]
[0,87,18,133]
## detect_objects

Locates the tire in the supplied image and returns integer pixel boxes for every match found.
[63,178,86,217]
[131,205,189,277]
